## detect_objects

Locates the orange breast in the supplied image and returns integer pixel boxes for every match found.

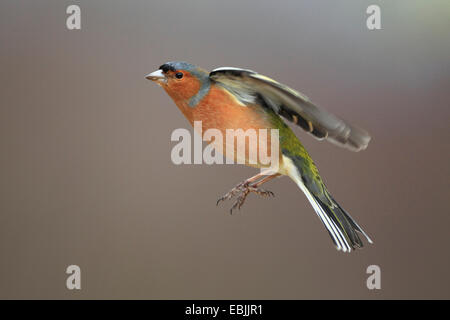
[180,86,281,168]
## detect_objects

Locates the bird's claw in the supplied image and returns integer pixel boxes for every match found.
[216,181,247,206]
[217,182,274,214]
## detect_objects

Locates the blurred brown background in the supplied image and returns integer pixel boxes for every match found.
[0,0,449,299]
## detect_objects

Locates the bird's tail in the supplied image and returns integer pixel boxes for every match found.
[284,156,373,252]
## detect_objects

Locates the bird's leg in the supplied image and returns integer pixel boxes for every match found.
[216,173,264,204]
[217,173,281,214]
[230,174,280,213]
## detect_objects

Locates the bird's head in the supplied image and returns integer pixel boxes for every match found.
[146,61,210,106]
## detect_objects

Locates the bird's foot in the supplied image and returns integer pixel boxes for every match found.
[217,181,274,214]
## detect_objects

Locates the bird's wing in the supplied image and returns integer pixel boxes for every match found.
[210,67,371,152]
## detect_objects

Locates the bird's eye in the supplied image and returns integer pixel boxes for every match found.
[175,72,183,79]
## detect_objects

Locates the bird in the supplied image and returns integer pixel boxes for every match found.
[146,61,373,252]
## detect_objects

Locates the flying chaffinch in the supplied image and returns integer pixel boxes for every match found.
[146,61,372,252]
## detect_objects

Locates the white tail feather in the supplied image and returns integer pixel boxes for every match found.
[282,156,353,252]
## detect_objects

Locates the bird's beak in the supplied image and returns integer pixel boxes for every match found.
[145,69,166,83]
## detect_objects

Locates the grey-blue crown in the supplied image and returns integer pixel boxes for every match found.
[159,61,197,73]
